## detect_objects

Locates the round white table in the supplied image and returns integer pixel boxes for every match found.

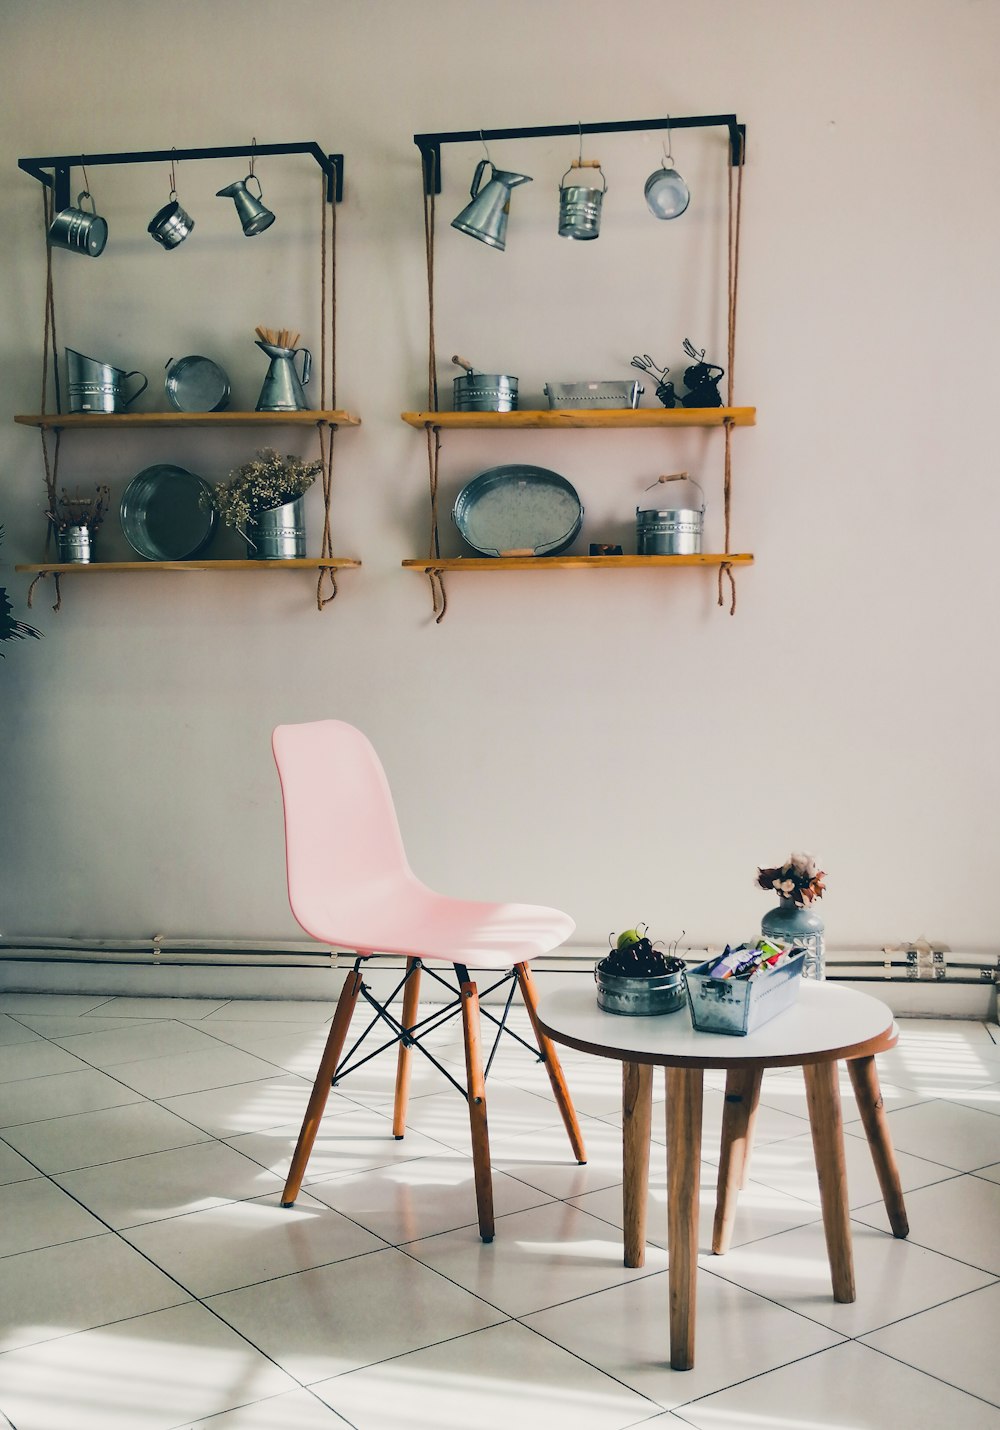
[537,981,909,1371]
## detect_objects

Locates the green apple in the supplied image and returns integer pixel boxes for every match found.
[617,927,643,949]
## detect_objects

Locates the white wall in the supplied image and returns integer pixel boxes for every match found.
[1,0,997,959]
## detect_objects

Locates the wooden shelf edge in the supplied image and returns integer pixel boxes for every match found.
[402,554,754,571]
[14,411,361,430]
[400,407,755,430]
[15,558,362,573]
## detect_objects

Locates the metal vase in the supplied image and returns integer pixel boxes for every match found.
[761,898,826,980]
[246,496,305,559]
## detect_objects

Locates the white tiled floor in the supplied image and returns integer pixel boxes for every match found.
[0,990,998,1429]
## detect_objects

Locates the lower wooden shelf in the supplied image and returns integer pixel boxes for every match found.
[402,554,753,571]
[16,558,361,574]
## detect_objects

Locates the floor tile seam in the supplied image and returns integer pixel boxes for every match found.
[0,1277,195,1356]
[393,1235,668,1318]
[96,1174,330,1233]
[695,1242,999,1339]
[842,1206,1000,1279]
[0,1225,110,1262]
[502,1314,671,1415]
[302,1315,515,1402]
[28,1127,212,1177]
[857,1338,1000,1411]
[664,1340,854,1417]
[725,1158,963,1210]
[0,1073,151,1130]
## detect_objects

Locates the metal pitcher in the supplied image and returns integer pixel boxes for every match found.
[451,161,532,251]
[66,347,148,414]
[255,340,311,411]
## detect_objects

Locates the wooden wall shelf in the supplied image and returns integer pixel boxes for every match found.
[16,559,361,574]
[402,554,753,572]
[401,408,755,430]
[15,411,361,431]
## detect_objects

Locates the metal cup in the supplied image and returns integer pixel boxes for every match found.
[48,191,108,256]
[66,348,148,414]
[147,196,194,249]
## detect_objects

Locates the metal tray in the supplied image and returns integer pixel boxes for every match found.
[453,465,584,557]
[544,380,643,408]
[164,355,231,413]
[120,465,218,560]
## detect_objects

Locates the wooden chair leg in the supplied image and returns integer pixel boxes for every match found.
[459,970,495,1242]
[847,1054,909,1238]
[515,961,587,1163]
[282,965,363,1206]
[622,1060,653,1268]
[804,1059,856,1303]
[665,1066,703,1371]
[392,957,423,1139]
[712,1066,763,1254]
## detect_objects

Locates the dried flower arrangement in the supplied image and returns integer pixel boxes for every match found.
[208,448,321,530]
[45,485,111,534]
[756,852,826,908]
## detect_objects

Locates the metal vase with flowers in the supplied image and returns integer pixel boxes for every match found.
[756,853,826,980]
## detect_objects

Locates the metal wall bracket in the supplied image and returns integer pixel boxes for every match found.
[18,142,344,209]
[415,112,746,195]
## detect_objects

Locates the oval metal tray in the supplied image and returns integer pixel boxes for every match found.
[453,465,583,557]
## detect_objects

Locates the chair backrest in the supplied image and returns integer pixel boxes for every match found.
[272,720,413,943]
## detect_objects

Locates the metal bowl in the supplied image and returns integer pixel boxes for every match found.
[594,957,687,1016]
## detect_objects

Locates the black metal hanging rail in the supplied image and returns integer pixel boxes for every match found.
[18,142,344,210]
[415,113,745,193]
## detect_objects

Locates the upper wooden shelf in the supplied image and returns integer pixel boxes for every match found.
[402,554,753,571]
[401,407,755,430]
[14,411,361,431]
[15,558,361,574]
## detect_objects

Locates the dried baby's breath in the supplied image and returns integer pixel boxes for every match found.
[208,448,321,529]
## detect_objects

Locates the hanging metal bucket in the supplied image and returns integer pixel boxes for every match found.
[57,526,92,563]
[246,496,305,559]
[558,161,607,241]
[636,473,705,555]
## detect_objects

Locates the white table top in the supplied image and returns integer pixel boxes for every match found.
[537,981,897,1069]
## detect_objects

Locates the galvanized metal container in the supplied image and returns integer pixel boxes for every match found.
[545,380,642,408]
[685,948,807,1036]
[595,957,687,1016]
[453,373,518,412]
[247,496,306,559]
[636,505,704,555]
[57,526,92,563]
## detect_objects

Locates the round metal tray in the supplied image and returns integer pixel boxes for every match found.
[164,355,231,413]
[452,465,583,557]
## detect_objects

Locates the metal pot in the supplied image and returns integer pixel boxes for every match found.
[636,473,705,555]
[451,355,518,412]
[594,957,687,1016]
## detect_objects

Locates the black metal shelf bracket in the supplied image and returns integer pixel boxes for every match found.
[18,141,344,211]
[414,113,746,195]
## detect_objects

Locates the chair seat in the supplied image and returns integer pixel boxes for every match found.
[298,876,574,970]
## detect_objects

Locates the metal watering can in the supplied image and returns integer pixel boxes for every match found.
[451,161,532,251]
[255,340,311,411]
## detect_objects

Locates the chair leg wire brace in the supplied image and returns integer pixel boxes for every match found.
[280,955,587,1243]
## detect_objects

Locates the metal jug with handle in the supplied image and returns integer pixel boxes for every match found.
[255,340,312,412]
[451,161,532,251]
[66,348,148,413]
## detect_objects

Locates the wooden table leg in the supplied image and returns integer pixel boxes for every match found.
[804,1060,856,1303]
[665,1066,703,1371]
[847,1054,909,1238]
[712,1066,763,1255]
[622,1061,653,1268]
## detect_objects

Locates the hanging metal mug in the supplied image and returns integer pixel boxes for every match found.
[558,160,607,240]
[48,191,108,257]
[148,193,195,249]
[216,174,275,235]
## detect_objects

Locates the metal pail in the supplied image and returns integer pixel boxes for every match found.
[452,373,518,412]
[246,496,306,559]
[57,526,92,563]
[594,960,687,1016]
[558,185,604,240]
[148,198,195,249]
[636,506,704,555]
[48,192,108,257]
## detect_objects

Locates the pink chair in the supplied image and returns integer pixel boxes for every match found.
[272,719,586,1241]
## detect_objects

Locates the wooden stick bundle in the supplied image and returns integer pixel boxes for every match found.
[255,326,301,349]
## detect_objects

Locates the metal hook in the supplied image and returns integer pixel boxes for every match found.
[661,116,674,168]
[479,130,491,164]
[248,136,257,180]
[169,147,178,199]
[577,121,584,166]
